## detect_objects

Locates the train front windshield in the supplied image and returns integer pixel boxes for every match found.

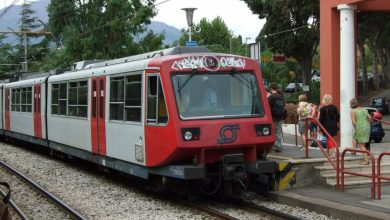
[172,72,264,120]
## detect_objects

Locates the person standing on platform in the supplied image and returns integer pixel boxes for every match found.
[268,83,285,152]
[350,98,371,165]
[318,94,340,160]
[309,102,319,139]
[297,94,312,150]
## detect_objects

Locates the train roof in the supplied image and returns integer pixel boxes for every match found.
[49,46,211,83]
[3,46,217,85]
[4,76,47,88]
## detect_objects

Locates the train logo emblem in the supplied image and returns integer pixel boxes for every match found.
[217,124,240,144]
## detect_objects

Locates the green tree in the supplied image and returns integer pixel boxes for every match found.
[139,30,165,52]
[0,35,15,75]
[48,0,158,62]
[358,13,390,89]
[243,0,320,85]
[177,17,245,55]
[17,0,42,72]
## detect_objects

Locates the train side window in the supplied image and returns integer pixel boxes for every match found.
[67,81,88,118]
[78,81,88,118]
[110,76,124,120]
[58,83,67,115]
[68,82,78,116]
[26,87,32,112]
[125,75,142,122]
[109,74,142,122]
[20,87,32,113]
[51,84,59,115]
[147,75,167,124]
[11,88,20,112]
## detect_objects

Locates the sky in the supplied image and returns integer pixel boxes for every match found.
[153,0,265,42]
[2,0,265,42]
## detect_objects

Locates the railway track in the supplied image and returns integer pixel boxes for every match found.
[229,198,302,220]
[0,160,86,220]
[179,197,302,220]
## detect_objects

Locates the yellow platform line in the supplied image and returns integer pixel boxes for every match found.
[268,155,294,160]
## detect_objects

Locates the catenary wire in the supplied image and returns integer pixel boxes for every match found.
[0,0,20,21]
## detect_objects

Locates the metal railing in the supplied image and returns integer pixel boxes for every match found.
[303,117,341,190]
[283,115,390,199]
[377,152,390,200]
[340,149,376,199]
[371,116,390,200]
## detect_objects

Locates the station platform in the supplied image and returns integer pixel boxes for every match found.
[266,134,390,220]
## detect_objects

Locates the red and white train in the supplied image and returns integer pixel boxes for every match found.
[0,47,276,195]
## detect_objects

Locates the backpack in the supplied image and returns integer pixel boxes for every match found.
[270,94,285,119]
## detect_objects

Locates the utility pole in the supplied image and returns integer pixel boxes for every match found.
[0,30,52,72]
[23,33,27,72]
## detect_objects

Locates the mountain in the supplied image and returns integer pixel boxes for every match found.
[0,0,49,34]
[147,21,181,45]
[0,0,181,45]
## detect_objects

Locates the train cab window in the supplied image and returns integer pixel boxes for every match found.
[172,72,264,120]
[109,74,142,122]
[147,75,167,124]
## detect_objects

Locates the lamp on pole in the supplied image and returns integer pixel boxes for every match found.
[182,8,197,42]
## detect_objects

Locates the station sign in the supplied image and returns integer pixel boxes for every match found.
[272,53,286,64]
[185,41,198,47]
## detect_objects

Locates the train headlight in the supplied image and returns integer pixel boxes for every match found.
[184,131,193,141]
[181,127,200,141]
[262,127,270,136]
[255,124,271,136]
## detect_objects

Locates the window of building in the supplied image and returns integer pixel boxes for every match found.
[147,75,167,124]
[109,74,142,122]
[11,87,32,112]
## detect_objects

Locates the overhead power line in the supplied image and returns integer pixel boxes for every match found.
[260,22,319,39]
[0,0,20,21]
[156,0,172,6]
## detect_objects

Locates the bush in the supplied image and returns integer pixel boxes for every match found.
[284,93,300,104]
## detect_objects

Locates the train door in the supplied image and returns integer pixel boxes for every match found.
[4,88,10,130]
[33,84,42,138]
[91,77,106,155]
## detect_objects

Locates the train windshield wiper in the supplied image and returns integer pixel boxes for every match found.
[177,69,197,92]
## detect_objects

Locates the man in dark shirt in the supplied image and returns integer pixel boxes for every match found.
[268,83,285,152]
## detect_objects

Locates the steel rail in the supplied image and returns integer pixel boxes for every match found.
[229,198,303,220]
[0,188,29,220]
[178,199,239,220]
[0,160,86,220]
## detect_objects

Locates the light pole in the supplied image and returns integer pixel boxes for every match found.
[182,8,197,42]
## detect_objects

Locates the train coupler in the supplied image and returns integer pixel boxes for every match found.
[220,154,247,196]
